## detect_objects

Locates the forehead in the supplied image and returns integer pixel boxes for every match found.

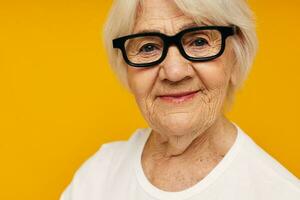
[137,0,183,19]
[134,0,196,34]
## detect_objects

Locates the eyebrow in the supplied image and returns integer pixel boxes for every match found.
[134,22,204,35]
[179,22,201,31]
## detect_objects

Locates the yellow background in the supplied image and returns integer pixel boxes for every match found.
[0,0,299,199]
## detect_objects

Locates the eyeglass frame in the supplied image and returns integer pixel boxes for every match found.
[112,25,238,68]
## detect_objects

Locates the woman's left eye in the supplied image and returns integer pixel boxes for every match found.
[192,38,208,46]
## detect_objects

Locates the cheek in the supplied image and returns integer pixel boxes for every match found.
[127,66,158,100]
[194,59,231,90]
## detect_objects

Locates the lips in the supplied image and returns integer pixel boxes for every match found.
[157,90,200,103]
[158,90,200,98]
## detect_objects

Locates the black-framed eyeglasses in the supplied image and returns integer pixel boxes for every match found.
[112,25,238,68]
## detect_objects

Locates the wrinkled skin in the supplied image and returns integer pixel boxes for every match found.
[126,0,238,191]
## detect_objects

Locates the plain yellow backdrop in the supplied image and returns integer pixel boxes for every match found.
[0,0,299,199]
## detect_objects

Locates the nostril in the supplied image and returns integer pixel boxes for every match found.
[160,75,192,87]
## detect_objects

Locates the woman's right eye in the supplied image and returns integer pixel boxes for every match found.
[139,44,157,53]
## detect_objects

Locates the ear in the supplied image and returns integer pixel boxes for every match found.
[125,66,134,93]
[226,39,239,87]
[230,63,239,86]
[124,81,133,93]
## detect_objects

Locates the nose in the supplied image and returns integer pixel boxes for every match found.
[158,46,194,83]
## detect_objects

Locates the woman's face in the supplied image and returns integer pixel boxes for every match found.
[127,0,237,138]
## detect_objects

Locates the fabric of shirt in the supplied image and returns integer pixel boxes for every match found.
[60,123,300,200]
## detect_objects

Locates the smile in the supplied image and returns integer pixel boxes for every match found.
[157,90,200,104]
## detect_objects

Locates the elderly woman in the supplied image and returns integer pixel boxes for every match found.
[60,0,300,199]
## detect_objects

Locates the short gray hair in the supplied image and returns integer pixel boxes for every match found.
[103,0,258,108]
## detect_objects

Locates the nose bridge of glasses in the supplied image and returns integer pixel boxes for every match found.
[163,33,183,50]
[161,33,187,63]
[162,34,188,66]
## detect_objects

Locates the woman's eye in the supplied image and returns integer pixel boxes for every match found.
[139,44,157,53]
[192,38,208,46]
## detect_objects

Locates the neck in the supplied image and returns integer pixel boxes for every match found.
[141,116,238,191]
[143,115,237,161]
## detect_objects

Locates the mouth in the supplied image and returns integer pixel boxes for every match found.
[157,90,201,104]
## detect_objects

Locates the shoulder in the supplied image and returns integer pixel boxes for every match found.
[60,128,149,200]
[73,140,126,181]
[59,141,125,200]
[236,126,300,196]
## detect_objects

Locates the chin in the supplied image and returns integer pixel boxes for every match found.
[160,114,197,136]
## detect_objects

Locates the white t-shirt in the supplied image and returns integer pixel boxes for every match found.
[60,123,300,200]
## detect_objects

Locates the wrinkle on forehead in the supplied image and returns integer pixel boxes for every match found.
[133,17,195,34]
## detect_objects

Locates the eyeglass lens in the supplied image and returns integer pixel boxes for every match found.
[181,29,222,58]
[125,36,164,64]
